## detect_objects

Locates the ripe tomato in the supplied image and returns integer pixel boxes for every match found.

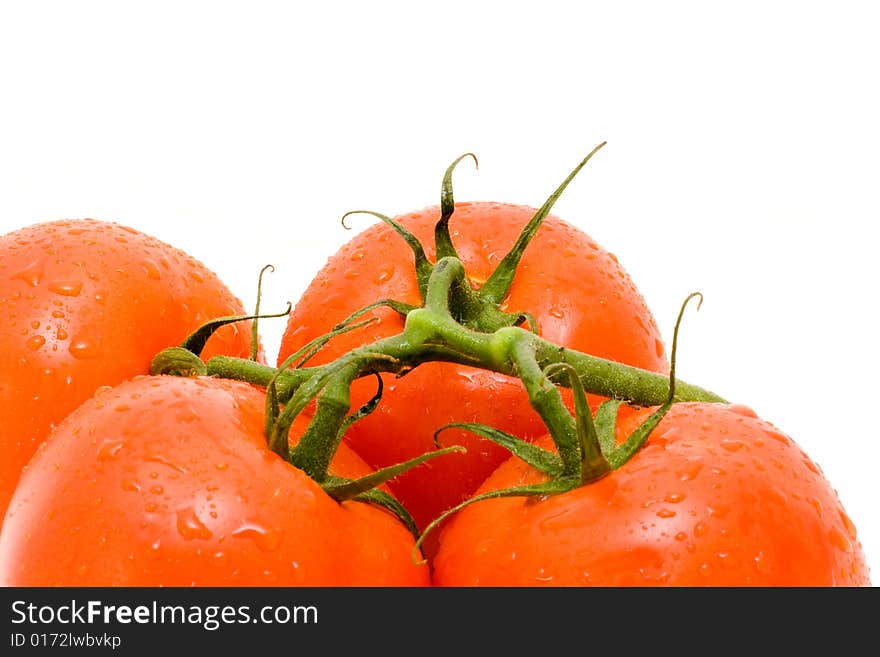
[0,375,429,586]
[278,202,667,533]
[431,402,870,586]
[0,218,257,521]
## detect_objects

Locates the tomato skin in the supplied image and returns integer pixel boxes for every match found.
[432,403,870,586]
[0,219,257,521]
[0,375,429,586]
[278,202,667,532]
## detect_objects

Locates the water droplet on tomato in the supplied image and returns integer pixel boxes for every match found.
[828,527,853,553]
[11,260,44,286]
[375,265,394,284]
[765,430,791,446]
[142,259,162,280]
[840,511,858,540]
[677,461,702,482]
[69,336,102,359]
[26,334,46,350]
[548,307,565,319]
[48,280,83,297]
[694,521,708,537]
[232,523,282,552]
[802,458,821,475]
[121,479,141,492]
[97,438,124,460]
[728,404,758,418]
[145,451,188,474]
[655,508,677,518]
[176,508,213,540]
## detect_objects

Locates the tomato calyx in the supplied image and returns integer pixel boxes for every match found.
[413,293,704,558]
[149,152,726,539]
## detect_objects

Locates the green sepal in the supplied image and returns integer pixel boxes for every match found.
[435,152,478,261]
[321,476,418,538]
[413,475,580,564]
[322,446,465,503]
[342,210,433,300]
[480,142,607,304]
[594,399,623,455]
[434,422,562,477]
[180,303,291,357]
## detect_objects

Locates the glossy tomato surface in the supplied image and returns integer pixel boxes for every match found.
[432,402,870,586]
[0,219,257,521]
[0,375,429,586]
[278,202,668,533]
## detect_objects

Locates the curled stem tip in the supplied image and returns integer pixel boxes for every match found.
[668,291,703,403]
[250,264,276,361]
[181,304,292,357]
[341,209,433,299]
[436,152,479,261]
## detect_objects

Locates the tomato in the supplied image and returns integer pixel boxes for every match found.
[431,402,870,586]
[0,218,258,521]
[278,202,668,534]
[0,375,429,586]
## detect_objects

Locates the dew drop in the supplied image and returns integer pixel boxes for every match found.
[664,492,686,504]
[145,451,188,474]
[176,508,213,540]
[548,307,565,319]
[766,430,791,446]
[694,521,709,537]
[728,404,758,418]
[654,338,665,359]
[753,550,772,575]
[375,265,394,284]
[656,508,677,519]
[121,479,142,492]
[69,336,102,359]
[26,335,46,350]
[839,511,858,541]
[803,458,821,475]
[48,280,83,297]
[828,527,853,553]
[97,438,124,460]
[677,461,703,482]
[232,523,283,552]
[142,259,162,280]
[720,439,747,452]
[11,260,44,286]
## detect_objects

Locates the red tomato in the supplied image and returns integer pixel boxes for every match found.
[0,375,429,586]
[0,219,258,521]
[431,402,870,586]
[278,202,667,533]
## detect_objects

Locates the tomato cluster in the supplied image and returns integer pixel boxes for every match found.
[0,154,870,587]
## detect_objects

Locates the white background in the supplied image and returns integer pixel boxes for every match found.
[2,1,878,581]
